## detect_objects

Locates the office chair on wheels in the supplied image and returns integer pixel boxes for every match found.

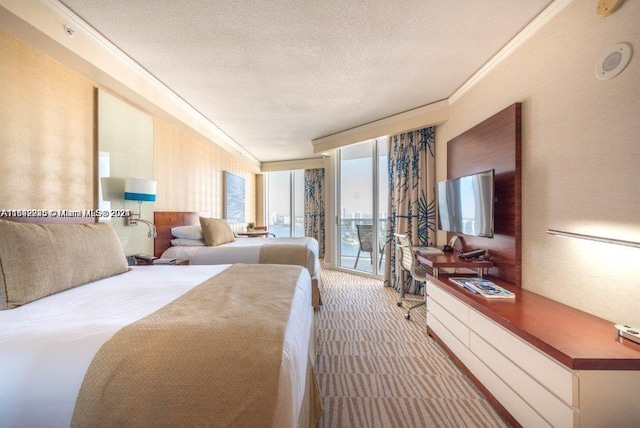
[394,233,431,320]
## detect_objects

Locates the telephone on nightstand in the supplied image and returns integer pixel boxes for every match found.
[129,253,157,266]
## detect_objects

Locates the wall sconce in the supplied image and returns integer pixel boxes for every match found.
[547,229,640,249]
[124,177,157,237]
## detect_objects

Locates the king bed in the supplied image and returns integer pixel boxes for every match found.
[0,218,322,427]
[154,212,323,307]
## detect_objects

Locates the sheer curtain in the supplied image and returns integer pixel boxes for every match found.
[383,127,437,292]
[304,168,325,258]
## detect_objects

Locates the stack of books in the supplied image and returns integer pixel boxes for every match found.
[450,277,515,299]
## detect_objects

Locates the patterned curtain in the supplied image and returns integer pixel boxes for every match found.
[304,168,325,258]
[383,127,436,293]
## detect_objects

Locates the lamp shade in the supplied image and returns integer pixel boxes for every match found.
[124,178,157,202]
[100,177,125,202]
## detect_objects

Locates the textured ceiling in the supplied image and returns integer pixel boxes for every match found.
[59,0,553,162]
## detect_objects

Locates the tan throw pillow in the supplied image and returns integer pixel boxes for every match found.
[0,220,129,310]
[199,217,236,246]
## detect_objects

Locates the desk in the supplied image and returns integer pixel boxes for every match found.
[415,250,493,278]
[237,231,271,238]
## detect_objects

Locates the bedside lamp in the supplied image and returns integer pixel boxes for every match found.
[124,177,157,237]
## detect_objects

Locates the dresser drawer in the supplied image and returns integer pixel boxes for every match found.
[427,281,469,326]
[428,299,470,347]
[430,317,554,428]
[469,310,576,406]
[471,332,577,427]
[428,314,474,368]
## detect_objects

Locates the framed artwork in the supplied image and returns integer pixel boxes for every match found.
[224,171,245,223]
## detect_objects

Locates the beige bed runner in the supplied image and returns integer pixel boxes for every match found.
[259,243,313,272]
[72,264,310,427]
[259,244,322,307]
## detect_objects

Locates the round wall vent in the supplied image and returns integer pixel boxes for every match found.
[595,42,633,80]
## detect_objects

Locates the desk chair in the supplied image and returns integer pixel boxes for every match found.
[394,233,431,320]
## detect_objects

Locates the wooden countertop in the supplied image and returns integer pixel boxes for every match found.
[429,274,640,370]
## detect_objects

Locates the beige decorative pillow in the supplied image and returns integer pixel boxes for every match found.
[0,220,129,310]
[199,217,236,246]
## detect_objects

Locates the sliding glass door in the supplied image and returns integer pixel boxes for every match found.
[337,138,387,276]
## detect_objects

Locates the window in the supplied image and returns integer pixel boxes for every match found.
[266,170,304,237]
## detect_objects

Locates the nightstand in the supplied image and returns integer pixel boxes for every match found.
[129,257,190,266]
[153,259,190,265]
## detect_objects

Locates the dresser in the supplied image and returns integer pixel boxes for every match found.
[426,275,640,427]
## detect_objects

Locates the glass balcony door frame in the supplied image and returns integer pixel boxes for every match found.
[336,138,385,277]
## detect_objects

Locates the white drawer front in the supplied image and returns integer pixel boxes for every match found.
[428,315,474,369]
[428,299,470,347]
[427,281,469,326]
[431,317,554,428]
[471,332,576,428]
[464,342,555,428]
[469,310,576,406]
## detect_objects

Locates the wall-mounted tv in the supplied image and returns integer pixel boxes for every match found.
[437,169,495,238]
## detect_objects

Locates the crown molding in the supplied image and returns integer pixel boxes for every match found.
[449,0,574,105]
[260,157,326,173]
[312,100,449,153]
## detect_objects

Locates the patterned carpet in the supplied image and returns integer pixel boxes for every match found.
[315,268,509,428]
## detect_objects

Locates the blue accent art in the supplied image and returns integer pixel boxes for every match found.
[224,171,245,224]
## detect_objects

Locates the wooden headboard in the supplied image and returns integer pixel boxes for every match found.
[447,103,522,286]
[153,211,209,257]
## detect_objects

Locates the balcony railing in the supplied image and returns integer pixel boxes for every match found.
[339,218,388,275]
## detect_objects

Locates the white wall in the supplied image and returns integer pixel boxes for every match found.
[437,0,640,325]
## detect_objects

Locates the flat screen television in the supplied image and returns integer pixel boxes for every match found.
[437,169,495,238]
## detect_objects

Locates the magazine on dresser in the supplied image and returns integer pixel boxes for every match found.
[450,277,515,299]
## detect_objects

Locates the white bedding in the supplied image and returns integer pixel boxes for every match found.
[0,265,312,428]
[163,236,320,276]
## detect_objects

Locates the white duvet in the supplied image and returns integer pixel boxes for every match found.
[162,236,320,276]
[0,265,312,428]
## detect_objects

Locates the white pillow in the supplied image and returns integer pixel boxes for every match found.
[171,225,203,240]
[170,238,206,247]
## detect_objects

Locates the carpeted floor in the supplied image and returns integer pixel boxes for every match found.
[315,267,509,428]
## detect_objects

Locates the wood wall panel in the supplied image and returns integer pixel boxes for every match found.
[447,103,521,285]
